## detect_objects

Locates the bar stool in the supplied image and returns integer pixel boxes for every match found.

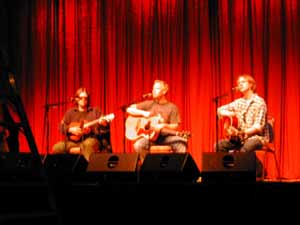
[69,146,81,154]
[149,145,172,154]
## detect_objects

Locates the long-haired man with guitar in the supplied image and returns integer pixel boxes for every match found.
[126,80,189,163]
[215,75,268,175]
[52,87,114,161]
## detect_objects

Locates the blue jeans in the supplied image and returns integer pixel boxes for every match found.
[215,137,264,177]
[215,137,263,153]
[133,135,188,162]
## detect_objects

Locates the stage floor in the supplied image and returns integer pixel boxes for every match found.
[1,177,299,224]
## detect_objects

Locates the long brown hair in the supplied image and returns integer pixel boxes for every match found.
[73,87,90,107]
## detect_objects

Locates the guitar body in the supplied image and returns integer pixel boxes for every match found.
[68,113,115,142]
[125,115,191,142]
[68,121,91,142]
[220,115,246,142]
[221,115,239,138]
[125,116,159,141]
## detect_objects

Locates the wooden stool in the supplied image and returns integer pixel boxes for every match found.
[69,146,81,154]
[149,145,172,154]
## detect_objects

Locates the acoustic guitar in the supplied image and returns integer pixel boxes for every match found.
[68,113,115,142]
[125,115,191,142]
[220,115,247,142]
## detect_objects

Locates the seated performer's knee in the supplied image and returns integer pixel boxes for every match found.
[172,141,187,153]
[52,141,67,154]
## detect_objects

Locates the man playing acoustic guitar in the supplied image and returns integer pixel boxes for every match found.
[126,79,189,163]
[215,75,268,176]
[52,87,114,161]
[216,74,268,152]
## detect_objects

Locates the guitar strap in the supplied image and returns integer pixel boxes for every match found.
[242,100,254,124]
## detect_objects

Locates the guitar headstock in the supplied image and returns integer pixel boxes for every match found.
[178,130,191,139]
[104,113,115,122]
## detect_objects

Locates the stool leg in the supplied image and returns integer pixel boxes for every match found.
[272,151,280,180]
[262,151,267,180]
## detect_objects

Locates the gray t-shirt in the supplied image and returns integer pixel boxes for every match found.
[136,100,181,124]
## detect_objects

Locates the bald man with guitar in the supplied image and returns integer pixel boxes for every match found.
[126,80,190,163]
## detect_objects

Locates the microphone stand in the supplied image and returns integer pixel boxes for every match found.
[212,92,230,152]
[43,100,70,159]
[120,104,129,154]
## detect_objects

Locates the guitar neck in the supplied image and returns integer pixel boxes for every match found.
[83,119,99,129]
[83,113,115,129]
[161,128,190,139]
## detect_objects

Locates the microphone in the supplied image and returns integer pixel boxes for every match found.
[142,93,152,99]
[232,86,240,92]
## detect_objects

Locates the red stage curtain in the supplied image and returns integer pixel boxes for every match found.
[6,0,300,179]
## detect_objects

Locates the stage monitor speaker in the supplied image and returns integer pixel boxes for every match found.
[43,154,88,177]
[86,152,139,183]
[201,152,256,183]
[0,152,43,182]
[140,153,200,183]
